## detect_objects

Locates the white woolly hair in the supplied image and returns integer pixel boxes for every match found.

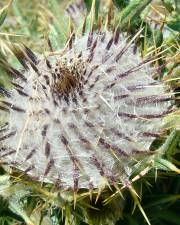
[0,30,172,190]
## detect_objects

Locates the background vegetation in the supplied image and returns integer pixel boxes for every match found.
[0,0,179,224]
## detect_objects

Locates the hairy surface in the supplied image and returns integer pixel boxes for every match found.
[0,30,171,190]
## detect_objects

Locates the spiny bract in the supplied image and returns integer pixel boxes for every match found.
[0,29,172,191]
[66,0,86,26]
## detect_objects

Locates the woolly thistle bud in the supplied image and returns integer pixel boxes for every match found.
[0,29,172,192]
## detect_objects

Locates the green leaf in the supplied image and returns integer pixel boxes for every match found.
[145,195,180,208]
[95,0,100,20]
[161,130,180,156]
[117,0,152,29]
[125,215,139,225]
[154,210,180,224]
[155,158,180,173]
[153,30,163,47]
[163,0,175,12]
[174,0,180,13]
[84,0,93,12]
[113,0,129,9]
[167,15,180,32]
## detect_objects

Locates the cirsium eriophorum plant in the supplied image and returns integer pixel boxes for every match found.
[0,1,176,224]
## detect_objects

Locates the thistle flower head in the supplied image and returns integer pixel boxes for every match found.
[0,28,172,191]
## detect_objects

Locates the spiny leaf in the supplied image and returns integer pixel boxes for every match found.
[155,158,180,173]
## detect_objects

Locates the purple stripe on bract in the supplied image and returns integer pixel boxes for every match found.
[0,131,16,141]
[45,142,51,158]
[25,149,36,161]
[44,158,54,176]
[114,28,120,45]
[90,154,105,176]
[135,95,172,105]
[106,37,113,50]
[118,109,172,119]
[87,31,93,48]
[0,150,16,158]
